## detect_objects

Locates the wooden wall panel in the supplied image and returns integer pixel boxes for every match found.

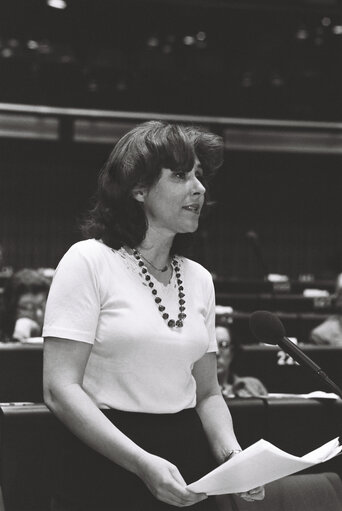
[205,151,342,279]
[0,139,341,280]
[0,140,104,269]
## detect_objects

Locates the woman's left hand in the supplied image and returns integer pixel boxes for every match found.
[225,451,265,502]
[232,377,268,397]
[237,486,265,502]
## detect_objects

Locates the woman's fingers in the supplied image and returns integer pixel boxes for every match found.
[167,464,208,506]
[138,452,208,507]
[238,486,265,501]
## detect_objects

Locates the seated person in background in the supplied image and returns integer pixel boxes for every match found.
[310,273,342,345]
[216,325,268,398]
[2,269,50,342]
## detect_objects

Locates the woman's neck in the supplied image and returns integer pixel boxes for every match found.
[137,230,174,269]
[131,231,175,286]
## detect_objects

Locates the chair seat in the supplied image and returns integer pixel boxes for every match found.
[216,472,342,511]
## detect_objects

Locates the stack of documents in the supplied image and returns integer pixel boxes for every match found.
[187,437,342,495]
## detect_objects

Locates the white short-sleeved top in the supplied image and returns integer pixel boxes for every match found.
[43,239,217,413]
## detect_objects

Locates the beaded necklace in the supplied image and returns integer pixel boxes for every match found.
[132,248,186,328]
[139,253,168,272]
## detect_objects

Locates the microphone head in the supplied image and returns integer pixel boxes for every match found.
[249,310,285,344]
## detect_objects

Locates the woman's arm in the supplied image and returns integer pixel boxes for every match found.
[193,352,265,502]
[193,352,241,463]
[44,337,148,472]
[44,337,207,507]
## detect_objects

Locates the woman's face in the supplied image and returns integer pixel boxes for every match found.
[139,160,206,236]
[216,326,233,375]
[16,292,47,327]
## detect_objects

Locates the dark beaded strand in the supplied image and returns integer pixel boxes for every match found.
[133,249,186,328]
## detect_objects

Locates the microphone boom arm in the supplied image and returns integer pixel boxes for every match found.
[280,337,342,399]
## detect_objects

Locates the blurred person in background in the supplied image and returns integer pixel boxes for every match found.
[1,268,50,342]
[310,273,342,345]
[216,325,268,398]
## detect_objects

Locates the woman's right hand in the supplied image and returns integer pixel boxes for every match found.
[136,452,208,507]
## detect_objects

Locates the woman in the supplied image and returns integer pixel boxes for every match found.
[2,268,50,342]
[310,273,342,345]
[215,325,268,398]
[43,121,264,510]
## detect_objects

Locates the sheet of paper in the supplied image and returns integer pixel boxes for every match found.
[268,391,341,400]
[187,437,342,495]
[20,337,44,344]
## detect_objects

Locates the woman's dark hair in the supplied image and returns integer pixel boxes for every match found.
[81,120,223,250]
[2,269,50,338]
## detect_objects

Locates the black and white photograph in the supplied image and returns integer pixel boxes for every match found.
[0,1,342,510]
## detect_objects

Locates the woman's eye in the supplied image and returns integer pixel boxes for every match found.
[175,171,186,180]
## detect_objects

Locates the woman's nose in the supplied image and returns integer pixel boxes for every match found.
[192,176,206,195]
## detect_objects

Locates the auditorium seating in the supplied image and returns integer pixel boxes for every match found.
[216,472,342,511]
[0,273,340,510]
[2,341,342,402]
[226,311,330,344]
[1,398,342,511]
[213,278,335,295]
[216,292,335,314]
[214,276,337,346]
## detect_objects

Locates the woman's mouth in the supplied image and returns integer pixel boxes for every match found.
[182,204,201,214]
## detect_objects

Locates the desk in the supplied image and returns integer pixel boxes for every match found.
[0,404,58,511]
[0,400,266,511]
[233,344,342,393]
[1,398,342,511]
[264,397,342,478]
[216,293,335,313]
[213,278,335,295]
[0,342,43,402]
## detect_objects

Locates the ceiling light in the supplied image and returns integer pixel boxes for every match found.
[47,0,67,9]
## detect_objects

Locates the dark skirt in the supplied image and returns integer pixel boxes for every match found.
[51,407,219,511]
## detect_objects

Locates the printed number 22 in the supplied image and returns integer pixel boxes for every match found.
[277,351,298,366]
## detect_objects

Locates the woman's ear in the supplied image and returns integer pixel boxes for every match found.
[131,185,147,204]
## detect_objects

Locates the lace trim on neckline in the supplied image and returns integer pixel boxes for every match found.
[113,247,181,290]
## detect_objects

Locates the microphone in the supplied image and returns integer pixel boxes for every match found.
[249,310,342,399]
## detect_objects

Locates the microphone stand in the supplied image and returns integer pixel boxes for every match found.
[280,336,342,445]
[279,336,342,399]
